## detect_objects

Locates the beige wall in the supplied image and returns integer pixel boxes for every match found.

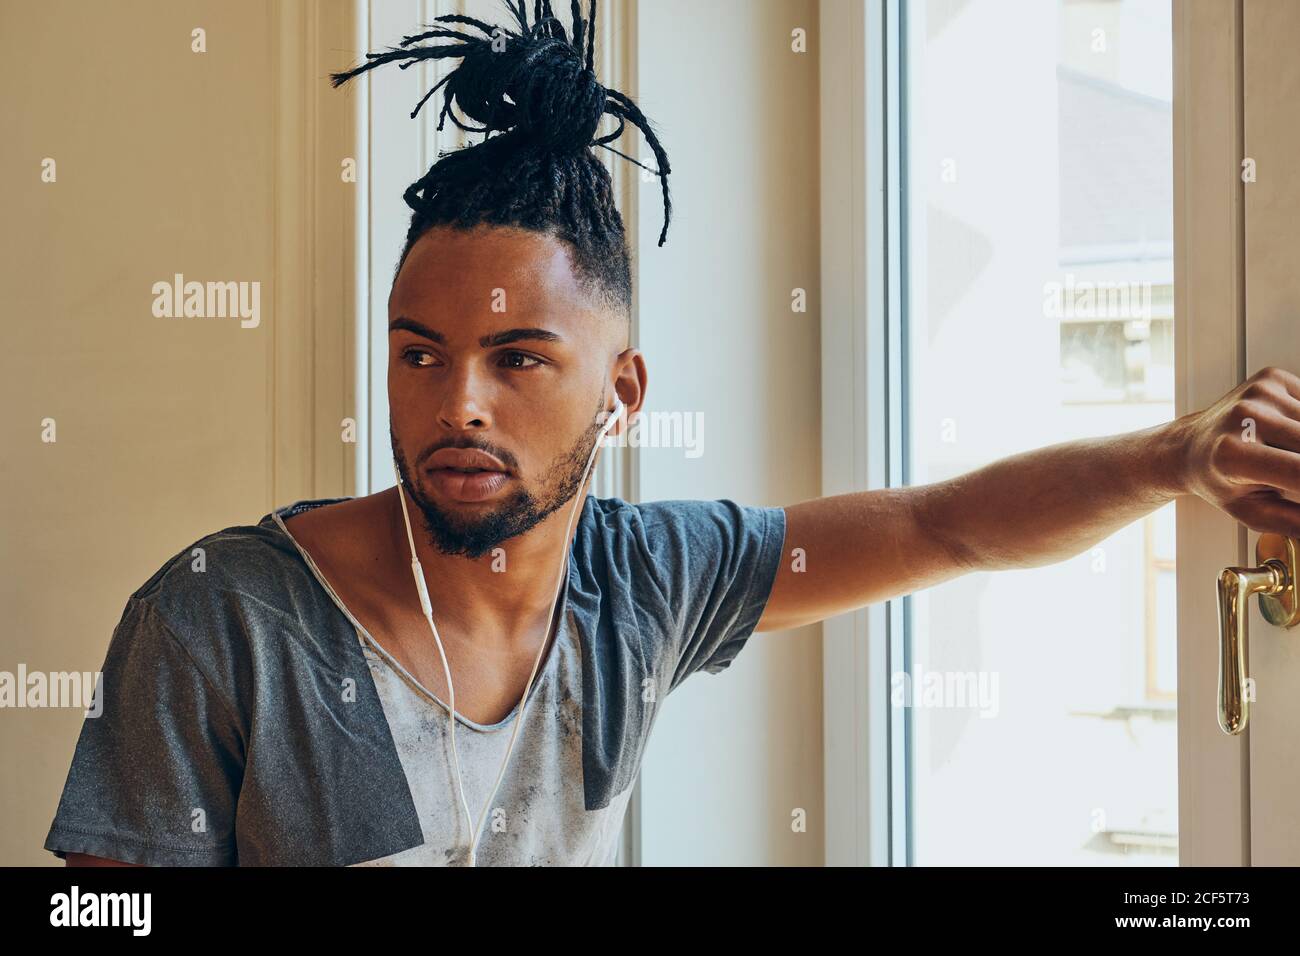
[0,0,357,865]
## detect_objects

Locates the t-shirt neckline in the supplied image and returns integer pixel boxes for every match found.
[265,495,579,733]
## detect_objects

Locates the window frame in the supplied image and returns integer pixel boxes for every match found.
[819,0,909,867]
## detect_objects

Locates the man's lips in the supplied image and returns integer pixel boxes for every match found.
[426,467,512,503]
[426,447,510,473]
[422,447,512,503]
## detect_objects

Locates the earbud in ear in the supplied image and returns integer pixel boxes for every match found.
[594,397,624,446]
[597,396,624,429]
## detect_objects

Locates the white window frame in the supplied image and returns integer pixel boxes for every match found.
[1171,0,1249,866]
[819,0,905,867]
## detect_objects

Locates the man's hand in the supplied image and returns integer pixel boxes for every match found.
[1176,365,1300,537]
[755,366,1300,633]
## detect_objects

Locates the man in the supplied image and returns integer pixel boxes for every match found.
[46,0,1300,866]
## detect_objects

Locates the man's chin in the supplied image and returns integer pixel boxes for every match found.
[415,494,540,558]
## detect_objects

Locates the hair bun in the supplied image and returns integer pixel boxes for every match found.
[331,0,674,247]
[452,34,605,153]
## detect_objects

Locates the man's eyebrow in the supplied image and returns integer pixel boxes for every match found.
[388,317,564,348]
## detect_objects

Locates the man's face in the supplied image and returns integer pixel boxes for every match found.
[388,224,624,559]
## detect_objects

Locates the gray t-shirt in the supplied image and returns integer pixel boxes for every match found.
[44,493,787,866]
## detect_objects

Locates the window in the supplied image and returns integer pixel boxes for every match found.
[899,0,1176,864]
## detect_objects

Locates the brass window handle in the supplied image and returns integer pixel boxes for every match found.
[1216,534,1300,735]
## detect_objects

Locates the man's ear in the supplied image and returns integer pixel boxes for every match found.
[610,348,648,434]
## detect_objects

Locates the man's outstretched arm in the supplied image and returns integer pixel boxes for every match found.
[756,366,1300,633]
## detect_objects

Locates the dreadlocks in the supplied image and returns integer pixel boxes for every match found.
[329,0,672,317]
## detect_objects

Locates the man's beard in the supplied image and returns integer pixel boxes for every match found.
[390,398,607,560]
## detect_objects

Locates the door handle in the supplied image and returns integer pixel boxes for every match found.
[1216,534,1300,735]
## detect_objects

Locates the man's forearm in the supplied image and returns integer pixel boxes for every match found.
[915,416,1191,573]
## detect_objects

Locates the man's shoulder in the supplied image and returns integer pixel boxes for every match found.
[582,495,785,591]
[128,498,349,640]
[589,494,782,542]
[587,494,748,525]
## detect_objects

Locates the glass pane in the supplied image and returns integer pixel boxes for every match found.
[903,0,1175,865]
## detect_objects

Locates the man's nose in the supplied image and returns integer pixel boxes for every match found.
[435,363,493,430]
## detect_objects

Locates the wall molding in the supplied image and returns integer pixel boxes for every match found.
[273,0,363,502]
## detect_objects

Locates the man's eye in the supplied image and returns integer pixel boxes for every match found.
[402,348,437,367]
[499,351,542,370]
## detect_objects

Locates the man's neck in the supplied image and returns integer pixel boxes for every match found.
[380,484,585,642]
